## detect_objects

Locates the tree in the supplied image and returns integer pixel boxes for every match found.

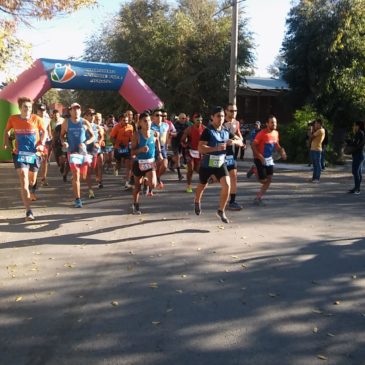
[267,54,286,78]
[282,0,365,160]
[0,0,96,79]
[79,0,254,115]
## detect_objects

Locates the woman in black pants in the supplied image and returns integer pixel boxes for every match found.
[348,121,365,194]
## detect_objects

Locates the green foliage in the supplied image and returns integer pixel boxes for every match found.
[282,0,365,131]
[78,0,254,115]
[280,105,329,163]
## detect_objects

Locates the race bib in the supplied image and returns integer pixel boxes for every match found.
[264,156,274,166]
[208,154,225,168]
[70,153,93,165]
[138,158,155,171]
[189,149,200,159]
[118,147,129,154]
[69,153,84,165]
[104,146,113,153]
[17,151,36,164]
[225,155,235,166]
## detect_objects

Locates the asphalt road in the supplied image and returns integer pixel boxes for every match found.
[0,158,364,365]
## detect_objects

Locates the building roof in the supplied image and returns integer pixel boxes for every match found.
[240,76,289,91]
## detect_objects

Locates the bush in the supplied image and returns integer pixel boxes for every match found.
[280,105,330,163]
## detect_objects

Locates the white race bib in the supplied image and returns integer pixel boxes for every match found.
[225,155,235,166]
[138,158,155,171]
[264,156,274,166]
[189,149,200,159]
[208,154,225,168]
[17,151,36,164]
[69,153,84,165]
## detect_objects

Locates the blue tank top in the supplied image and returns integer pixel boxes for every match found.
[86,122,99,153]
[137,131,155,160]
[201,126,229,167]
[67,118,86,153]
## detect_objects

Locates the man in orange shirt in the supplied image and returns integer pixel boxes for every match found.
[2,97,46,221]
[250,115,287,206]
[110,113,134,189]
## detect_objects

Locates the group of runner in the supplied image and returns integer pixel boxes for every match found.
[2,97,286,223]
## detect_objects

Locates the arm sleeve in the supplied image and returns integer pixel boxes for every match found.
[200,128,210,142]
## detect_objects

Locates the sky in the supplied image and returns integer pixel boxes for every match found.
[3,0,292,81]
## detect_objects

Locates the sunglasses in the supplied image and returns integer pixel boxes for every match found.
[162,114,167,117]
[154,114,162,117]
[228,109,237,112]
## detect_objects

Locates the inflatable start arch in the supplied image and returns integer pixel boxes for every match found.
[0,58,163,161]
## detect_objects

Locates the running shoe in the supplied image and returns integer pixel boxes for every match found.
[157,181,164,189]
[194,202,201,215]
[216,210,229,223]
[253,197,266,206]
[147,191,154,197]
[311,179,320,183]
[41,178,48,186]
[132,203,142,215]
[186,186,193,193]
[246,165,255,178]
[74,198,83,208]
[123,183,131,191]
[114,169,119,176]
[25,210,35,221]
[88,189,95,199]
[227,201,242,211]
[178,175,184,181]
[348,189,360,195]
[98,182,104,189]
[29,192,37,201]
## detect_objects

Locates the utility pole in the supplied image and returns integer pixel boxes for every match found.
[229,0,238,105]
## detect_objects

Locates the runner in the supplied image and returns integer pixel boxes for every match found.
[93,112,105,189]
[36,104,52,186]
[250,115,287,205]
[130,111,161,214]
[180,113,206,193]
[3,97,46,221]
[224,104,245,210]
[102,115,115,174]
[60,103,95,208]
[110,113,134,189]
[224,103,243,159]
[194,106,242,223]
[83,108,100,197]
[53,119,69,182]
[151,109,169,189]
[172,113,189,181]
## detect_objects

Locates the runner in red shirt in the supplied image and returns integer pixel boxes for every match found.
[180,113,205,193]
[250,115,287,205]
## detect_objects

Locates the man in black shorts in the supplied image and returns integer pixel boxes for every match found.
[194,106,242,223]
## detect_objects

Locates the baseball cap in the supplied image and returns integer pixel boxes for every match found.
[255,121,261,126]
[37,104,46,111]
[69,102,81,110]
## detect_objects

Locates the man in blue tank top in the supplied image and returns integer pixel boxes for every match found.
[194,106,242,223]
[130,111,161,214]
[60,103,95,208]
